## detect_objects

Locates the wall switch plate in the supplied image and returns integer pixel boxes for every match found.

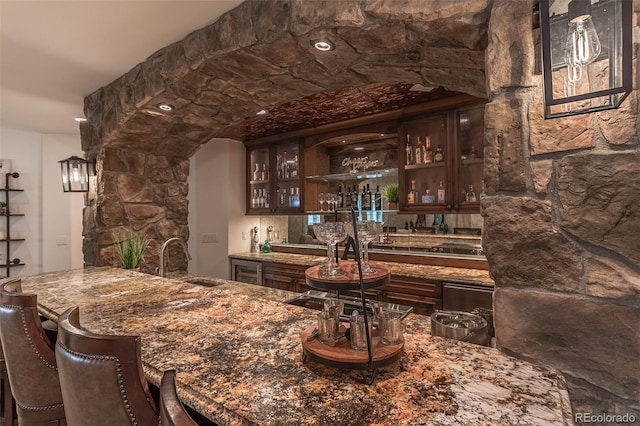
[202,233,217,243]
[56,235,68,246]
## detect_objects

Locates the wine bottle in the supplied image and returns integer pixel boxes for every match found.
[405,134,413,165]
[337,185,344,208]
[351,184,358,208]
[375,185,382,210]
[346,185,352,207]
[363,184,372,210]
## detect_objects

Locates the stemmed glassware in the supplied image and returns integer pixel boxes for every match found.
[345,221,383,275]
[319,193,326,211]
[313,222,348,277]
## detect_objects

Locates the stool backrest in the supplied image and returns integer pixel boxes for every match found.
[55,306,158,426]
[0,278,65,425]
[159,370,197,426]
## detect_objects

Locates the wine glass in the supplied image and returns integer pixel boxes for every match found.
[313,222,347,277]
[345,221,382,275]
[319,193,325,211]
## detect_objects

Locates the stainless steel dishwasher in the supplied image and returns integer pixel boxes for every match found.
[230,258,262,285]
[442,282,493,312]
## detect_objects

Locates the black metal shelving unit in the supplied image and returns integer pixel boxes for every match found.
[2,172,24,277]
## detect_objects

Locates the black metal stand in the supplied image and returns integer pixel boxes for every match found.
[3,173,21,277]
[349,206,376,382]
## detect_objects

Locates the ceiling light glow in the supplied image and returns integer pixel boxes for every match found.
[157,103,174,111]
[256,109,268,116]
[312,39,335,51]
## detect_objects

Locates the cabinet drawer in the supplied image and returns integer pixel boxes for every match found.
[382,291,441,316]
[382,275,441,298]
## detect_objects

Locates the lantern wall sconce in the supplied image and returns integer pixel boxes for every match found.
[59,156,96,193]
[539,0,632,119]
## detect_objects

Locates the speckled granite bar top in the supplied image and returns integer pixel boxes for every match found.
[231,252,495,287]
[22,267,571,425]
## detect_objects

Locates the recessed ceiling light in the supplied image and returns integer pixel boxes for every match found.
[157,103,174,111]
[74,117,87,122]
[256,109,268,116]
[354,147,365,151]
[311,39,335,51]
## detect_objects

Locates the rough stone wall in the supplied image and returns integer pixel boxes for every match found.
[483,0,640,416]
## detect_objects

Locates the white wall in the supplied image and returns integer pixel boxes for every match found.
[189,138,257,279]
[0,125,84,276]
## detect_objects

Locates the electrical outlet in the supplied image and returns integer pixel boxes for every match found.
[202,233,217,243]
[56,235,68,246]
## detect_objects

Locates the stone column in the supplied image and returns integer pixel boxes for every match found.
[484,0,640,416]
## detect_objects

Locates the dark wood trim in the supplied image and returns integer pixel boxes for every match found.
[271,244,489,270]
[244,94,482,147]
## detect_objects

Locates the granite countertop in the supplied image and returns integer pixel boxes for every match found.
[22,267,571,425]
[231,252,495,287]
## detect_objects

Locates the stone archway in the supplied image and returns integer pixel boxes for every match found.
[80,0,490,271]
[80,0,639,417]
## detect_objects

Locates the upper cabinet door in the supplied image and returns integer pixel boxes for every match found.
[455,104,485,212]
[400,112,451,211]
[246,140,304,215]
[399,101,485,213]
[274,141,303,213]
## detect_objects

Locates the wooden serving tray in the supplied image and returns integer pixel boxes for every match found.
[301,324,403,370]
[304,260,390,291]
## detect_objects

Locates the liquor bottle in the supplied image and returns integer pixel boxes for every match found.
[264,189,270,209]
[408,180,418,204]
[281,151,288,178]
[252,189,258,208]
[434,145,444,162]
[363,184,372,210]
[374,185,382,210]
[466,185,477,202]
[261,163,268,180]
[346,185,352,207]
[337,186,344,208]
[293,187,301,207]
[291,155,299,178]
[437,181,446,203]
[405,134,413,165]
[253,164,260,181]
[351,184,358,208]
[424,136,433,164]
[415,136,423,165]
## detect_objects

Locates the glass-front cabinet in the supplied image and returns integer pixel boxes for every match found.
[399,101,485,213]
[246,140,303,214]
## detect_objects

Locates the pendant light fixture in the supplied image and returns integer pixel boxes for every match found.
[539,0,632,118]
[59,156,95,192]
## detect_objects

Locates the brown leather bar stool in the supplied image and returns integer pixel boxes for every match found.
[0,344,16,426]
[159,370,197,426]
[55,306,158,426]
[0,279,66,426]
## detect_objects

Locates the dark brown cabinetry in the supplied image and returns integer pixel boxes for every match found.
[246,140,304,215]
[399,102,485,213]
[262,262,309,293]
[262,261,442,316]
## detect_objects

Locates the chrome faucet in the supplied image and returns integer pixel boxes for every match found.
[158,237,192,277]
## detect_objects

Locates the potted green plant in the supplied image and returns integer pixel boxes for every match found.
[0,201,6,215]
[114,232,150,269]
[380,184,399,210]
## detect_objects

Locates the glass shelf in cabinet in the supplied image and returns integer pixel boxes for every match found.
[305,209,399,214]
[404,162,445,170]
[249,179,270,185]
[305,168,397,182]
[461,158,483,166]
